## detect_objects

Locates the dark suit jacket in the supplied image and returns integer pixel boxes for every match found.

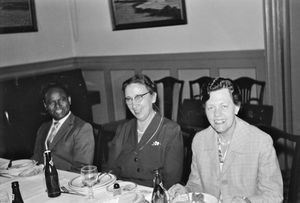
[106,113,184,189]
[32,113,94,172]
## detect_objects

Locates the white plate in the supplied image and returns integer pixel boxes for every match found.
[68,173,116,192]
[172,192,218,203]
[0,159,37,176]
[18,165,43,177]
[106,181,137,192]
[119,192,145,203]
[106,192,145,203]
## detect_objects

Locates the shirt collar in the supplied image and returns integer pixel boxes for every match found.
[52,111,71,126]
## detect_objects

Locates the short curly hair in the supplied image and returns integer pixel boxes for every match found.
[201,77,241,106]
[122,73,157,94]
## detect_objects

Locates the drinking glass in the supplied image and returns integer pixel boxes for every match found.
[0,191,9,203]
[81,165,98,200]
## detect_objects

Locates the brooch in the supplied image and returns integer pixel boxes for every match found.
[152,141,161,146]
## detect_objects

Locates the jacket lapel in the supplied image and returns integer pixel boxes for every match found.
[221,117,246,175]
[49,113,74,150]
[137,113,162,148]
[203,129,221,178]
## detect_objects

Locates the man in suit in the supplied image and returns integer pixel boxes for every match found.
[32,84,94,172]
[169,78,283,203]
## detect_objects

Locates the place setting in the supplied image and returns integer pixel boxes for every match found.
[67,166,117,195]
[65,165,150,202]
[0,159,43,179]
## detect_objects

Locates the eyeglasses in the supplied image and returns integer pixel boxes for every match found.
[46,97,69,108]
[125,92,150,105]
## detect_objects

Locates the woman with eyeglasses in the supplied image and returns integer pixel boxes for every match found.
[105,73,184,189]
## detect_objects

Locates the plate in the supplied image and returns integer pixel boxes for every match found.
[18,165,43,177]
[172,192,218,203]
[68,173,116,192]
[0,159,37,176]
[119,192,145,203]
[106,181,137,192]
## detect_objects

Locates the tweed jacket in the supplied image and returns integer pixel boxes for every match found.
[186,117,283,203]
[106,113,184,189]
[32,113,94,172]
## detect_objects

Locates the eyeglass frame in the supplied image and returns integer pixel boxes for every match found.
[125,92,150,105]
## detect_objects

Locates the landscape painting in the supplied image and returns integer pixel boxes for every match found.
[109,0,187,30]
[0,0,37,34]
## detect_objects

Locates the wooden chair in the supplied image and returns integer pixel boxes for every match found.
[189,76,212,99]
[92,123,105,171]
[234,77,265,105]
[154,76,184,122]
[258,125,300,203]
[238,104,273,126]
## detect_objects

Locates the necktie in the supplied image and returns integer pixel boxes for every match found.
[46,121,59,148]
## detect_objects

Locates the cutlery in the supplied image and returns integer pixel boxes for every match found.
[60,186,85,196]
[6,160,13,170]
[0,173,13,178]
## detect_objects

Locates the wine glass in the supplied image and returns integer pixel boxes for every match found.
[81,165,98,200]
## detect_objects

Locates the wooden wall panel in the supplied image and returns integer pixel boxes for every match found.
[0,50,273,126]
[82,70,107,124]
[110,70,135,121]
[141,70,170,81]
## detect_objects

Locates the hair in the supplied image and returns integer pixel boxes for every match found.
[201,77,241,106]
[42,83,70,103]
[122,73,159,112]
[122,73,157,94]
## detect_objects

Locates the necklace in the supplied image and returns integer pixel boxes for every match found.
[135,116,163,153]
[137,128,145,134]
[218,133,231,145]
[218,137,230,145]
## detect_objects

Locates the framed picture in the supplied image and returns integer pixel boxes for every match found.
[0,0,38,34]
[109,0,187,31]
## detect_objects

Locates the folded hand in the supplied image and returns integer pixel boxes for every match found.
[168,183,188,200]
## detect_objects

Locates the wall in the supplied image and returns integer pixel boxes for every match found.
[74,0,264,56]
[0,0,264,68]
[290,0,300,134]
[0,0,75,67]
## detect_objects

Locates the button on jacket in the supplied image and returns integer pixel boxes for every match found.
[106,113,184,189]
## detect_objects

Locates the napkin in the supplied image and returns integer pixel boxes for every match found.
[0,160,38,177]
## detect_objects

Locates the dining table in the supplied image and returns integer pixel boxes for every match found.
[0,158,153,203]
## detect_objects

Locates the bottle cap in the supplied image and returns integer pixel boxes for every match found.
[12,181,19,187]
[113,183,120,189]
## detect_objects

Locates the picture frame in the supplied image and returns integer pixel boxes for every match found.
[109,0,187,31]
[0,0,38,34]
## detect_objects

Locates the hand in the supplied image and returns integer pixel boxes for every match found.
[232,196,250,203]
[168,183,188,200]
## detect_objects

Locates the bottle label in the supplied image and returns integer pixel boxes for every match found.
[12,194,15,200]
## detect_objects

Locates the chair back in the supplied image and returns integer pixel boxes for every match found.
[258,125,300,203]
[234,77,265,105]
[238,104,273,126]
[154,77,184,122]
[92,123,104,171]
[189,76,212,99]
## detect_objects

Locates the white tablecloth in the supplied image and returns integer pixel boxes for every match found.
[0,158,153,203]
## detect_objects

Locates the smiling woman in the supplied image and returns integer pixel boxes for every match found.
[104,73,184,189]
[0,0,38,34]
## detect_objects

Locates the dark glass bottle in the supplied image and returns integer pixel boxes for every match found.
[151,169,170,203]
[11,181,24,203]
[44,150,61,197]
